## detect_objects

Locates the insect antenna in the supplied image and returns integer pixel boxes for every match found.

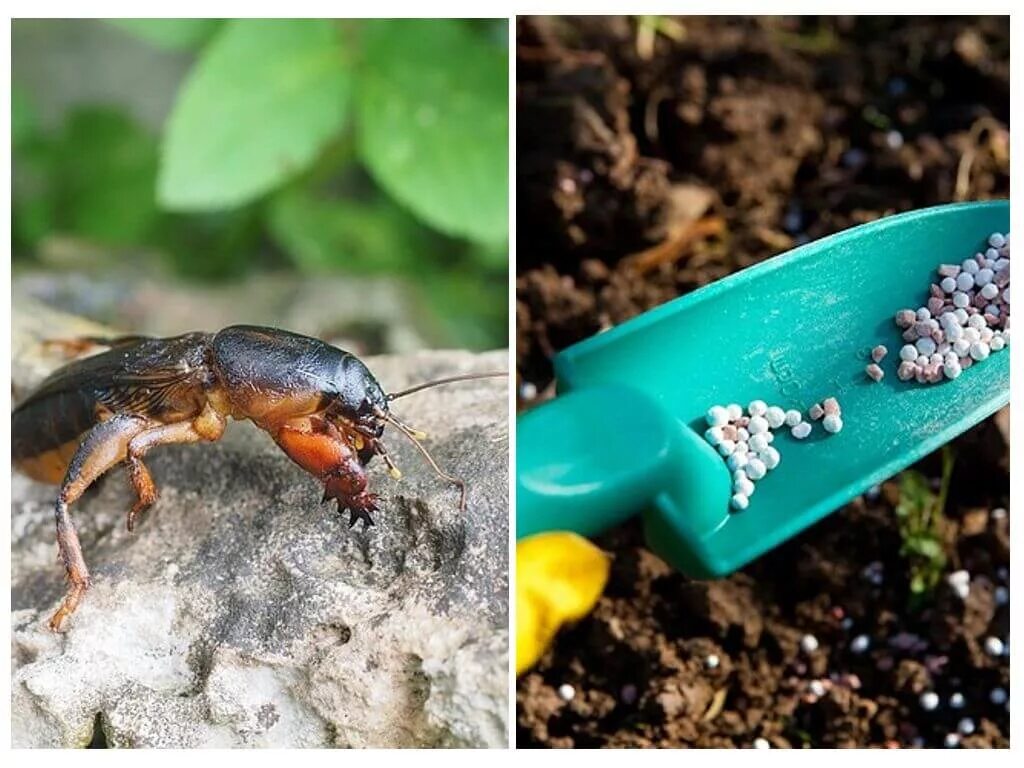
[386,371,507,401]
[384,413,467,513]
[380,370,505,512]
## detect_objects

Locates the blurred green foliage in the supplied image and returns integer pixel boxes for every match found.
[109,18,222,50]
[12,18,509,349]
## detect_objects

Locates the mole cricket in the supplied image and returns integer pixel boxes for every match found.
[12,325,505,631]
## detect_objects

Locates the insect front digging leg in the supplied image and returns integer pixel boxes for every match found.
[273,416,379,528]
[50,414,150,631]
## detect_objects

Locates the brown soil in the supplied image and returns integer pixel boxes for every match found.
[515,16,1009,748]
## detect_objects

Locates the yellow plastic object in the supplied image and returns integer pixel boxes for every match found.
[516,531,611,676]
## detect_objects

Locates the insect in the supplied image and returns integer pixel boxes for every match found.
[12,325,504,631]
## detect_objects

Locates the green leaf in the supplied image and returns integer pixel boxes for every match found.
[356,19,508,244]
[903,535,944,561]
[158,19,351,211]
[158,207,263,280]
[267,186,428,274]
[420,267,508,350]
[896,470,930,517]
[12,86,38,148]
[469,240,509,269]
[13,139,57,251]
[12,88,53,251]
[56,108,161,245]
[109,19,222,50]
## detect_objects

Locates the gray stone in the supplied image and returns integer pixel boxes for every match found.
[11,305,509,747]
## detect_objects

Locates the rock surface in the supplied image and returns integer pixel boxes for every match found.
[11,304,509,747]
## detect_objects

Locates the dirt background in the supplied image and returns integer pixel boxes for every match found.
[515,16,1009,748]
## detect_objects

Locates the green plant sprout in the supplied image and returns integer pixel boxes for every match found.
[895,446,955,603]
[634,16,686,61]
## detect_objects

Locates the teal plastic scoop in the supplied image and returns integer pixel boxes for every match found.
[517,201,1009,577]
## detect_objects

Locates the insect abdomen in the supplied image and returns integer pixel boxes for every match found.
[12,389,102,483]
[12,332,214,484]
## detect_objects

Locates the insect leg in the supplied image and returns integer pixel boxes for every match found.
[273,417,378,528]
[124,404,226,532]
[50,414,150,631]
